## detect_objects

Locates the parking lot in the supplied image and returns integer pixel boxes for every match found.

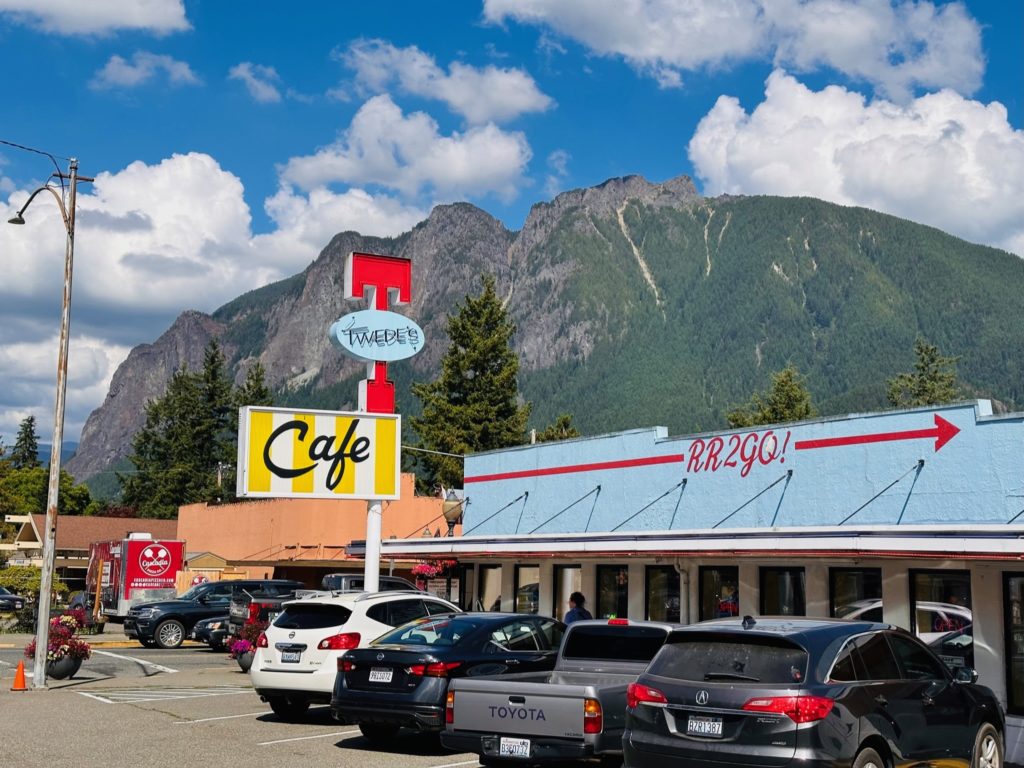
[0,642,483,768]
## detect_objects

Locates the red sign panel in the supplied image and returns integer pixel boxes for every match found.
[122,540,185,598]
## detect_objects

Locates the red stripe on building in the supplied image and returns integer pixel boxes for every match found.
[464,454,686,484]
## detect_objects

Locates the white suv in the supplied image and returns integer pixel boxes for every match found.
[250,590,460,720]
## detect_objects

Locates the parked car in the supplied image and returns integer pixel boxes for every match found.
[623,616,1004,768]
[191,615,230,651]
[251,590,460,721]
[124,579,303,649]
[226,581,308,638]
[444,618,674,765]
[332,612,565,744]
[0,586,28,611]
[319,573,419,592]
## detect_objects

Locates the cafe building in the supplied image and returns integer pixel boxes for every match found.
[362,400,1024,761]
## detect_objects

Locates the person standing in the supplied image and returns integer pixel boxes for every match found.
[564,591,593,624]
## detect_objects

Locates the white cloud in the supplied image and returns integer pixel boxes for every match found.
[0,0,189,35]
[341,39,554,124]
[280,94,532,202]
[483,0,984,100]
[544,149,571,197]
[688,70,1024,256]
[229,62,283,103]
[90,51,200,90]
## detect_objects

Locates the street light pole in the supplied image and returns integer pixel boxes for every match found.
[8,154,92,688]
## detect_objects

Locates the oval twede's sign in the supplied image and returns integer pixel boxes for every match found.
[329,309,424,363]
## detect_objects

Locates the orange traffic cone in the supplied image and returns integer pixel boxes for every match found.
[11,659,27,691]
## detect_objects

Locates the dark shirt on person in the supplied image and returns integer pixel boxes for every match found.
[564,606,593,624]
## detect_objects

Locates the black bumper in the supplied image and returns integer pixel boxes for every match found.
[331,698,446,731]
[257,688,332,706]
[441,732,593,763]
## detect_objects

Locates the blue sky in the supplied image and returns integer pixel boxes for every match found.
[0,0,1021,448]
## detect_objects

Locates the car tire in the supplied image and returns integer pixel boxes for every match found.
[154,619,185,649]
[853,747,886,768]
[358,723,400,743]
[139,639,157,648]
[973,723,1003,768]
[267,696,310,722]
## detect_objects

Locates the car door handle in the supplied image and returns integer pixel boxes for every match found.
[874,695,888,706]
[505,658,520,665]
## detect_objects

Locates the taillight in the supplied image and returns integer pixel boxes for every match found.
[742,696,834,723]
[446,691,455,724]
[407,661,462,677]
[338,659,355,673]
[626,682,667,708]
[583,697,603,734]
[256,632,268,648]
[318,632,361,650]
[607,618,629,626]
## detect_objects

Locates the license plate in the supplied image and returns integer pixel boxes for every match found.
[499,737,531,758]
[281,651,301,663]
[687,715,723,737]
[369,667,393,683]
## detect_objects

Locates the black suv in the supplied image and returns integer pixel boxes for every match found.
[125,579,304,649]
[624,616,1004,768]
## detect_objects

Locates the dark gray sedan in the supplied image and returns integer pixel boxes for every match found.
[0,586,27,611]
[624,616,1004,768]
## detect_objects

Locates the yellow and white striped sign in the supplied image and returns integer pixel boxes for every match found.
[236,406,401,500]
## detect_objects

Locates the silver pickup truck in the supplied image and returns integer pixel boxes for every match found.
[441,618,674,766]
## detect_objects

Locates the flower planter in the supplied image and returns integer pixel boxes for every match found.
[235,650,255,672]
[47,656,82,680]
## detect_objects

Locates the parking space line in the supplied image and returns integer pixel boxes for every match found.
[77,687,251,704]
[258,730,359,746]
[92,649,178,674]
[77,692,114,704]
[429,761,482,768]
[175,712,266,724]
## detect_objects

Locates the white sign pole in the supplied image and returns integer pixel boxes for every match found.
[364,499,382,592]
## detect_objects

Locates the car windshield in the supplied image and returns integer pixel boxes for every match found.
[374,615,482,646]
[176,585,208,601]
[0,587,10,595]
[648,634,808,684]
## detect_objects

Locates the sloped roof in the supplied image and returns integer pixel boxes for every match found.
[29,515,178,551]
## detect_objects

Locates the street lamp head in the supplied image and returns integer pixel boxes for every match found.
[442,489,463,537]
[8,213,25,225]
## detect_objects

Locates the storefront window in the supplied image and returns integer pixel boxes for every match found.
[645,565,680,622]
[458,564,474,611]
[554,565,581,621]
[515,564,540,614]
[830,568,882,620]
[700,565,739,621]
[597,564,629,619]
[478,565,502,612]
[760,566,806,616]
[1004,573,1024,715]
[911,569,972,670]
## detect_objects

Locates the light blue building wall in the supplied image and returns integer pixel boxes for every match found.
[461,401,1024,536]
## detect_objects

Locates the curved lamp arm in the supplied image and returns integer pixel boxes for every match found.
[8,184,70,233]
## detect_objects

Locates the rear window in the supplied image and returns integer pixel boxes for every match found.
[561,625,668,662]
[649,635,808,684]
[375,616,484,646]
[273,603,352,630]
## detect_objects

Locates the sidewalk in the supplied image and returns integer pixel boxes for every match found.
[0,624,202,649]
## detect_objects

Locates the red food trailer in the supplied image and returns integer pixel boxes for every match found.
[86,533,185,621]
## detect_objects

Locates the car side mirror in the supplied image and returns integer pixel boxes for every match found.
[954,666,979,684]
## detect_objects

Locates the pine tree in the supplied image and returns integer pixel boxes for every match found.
[10,415,40,469]
[535,414,580,443]
[886,339,961,408]
[727,364,817,428]
[410,276,530,488]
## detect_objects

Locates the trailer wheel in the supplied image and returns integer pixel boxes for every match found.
[154,619,185,649]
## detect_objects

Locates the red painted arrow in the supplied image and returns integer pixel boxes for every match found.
[794,414,960,453]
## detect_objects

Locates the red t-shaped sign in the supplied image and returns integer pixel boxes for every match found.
[344,252,413,413]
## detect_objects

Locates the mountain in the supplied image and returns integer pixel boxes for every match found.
[66,175,1024,485]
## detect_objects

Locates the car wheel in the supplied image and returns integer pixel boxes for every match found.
[139,639,157,648]
[154,619,185,649]
[853,747,885,768]
[267,696,310,722]
[973,723,1003,768]
[358,723,400,743]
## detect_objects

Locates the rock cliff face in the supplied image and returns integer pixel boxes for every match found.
[66,173,1024,483]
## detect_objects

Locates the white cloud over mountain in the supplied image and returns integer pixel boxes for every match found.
[0,0,189,35]
[483,0,983,100]
[341,39,554,124]
[689,70,1024,256]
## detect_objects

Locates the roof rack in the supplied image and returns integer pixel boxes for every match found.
[354,590,424,602]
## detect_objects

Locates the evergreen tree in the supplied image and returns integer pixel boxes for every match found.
[226,361,274,493]
[728,364,817,428]
[535,414,580,443]
[411,276,531,488]
[886,339,961,408]
[10,415,40,469]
